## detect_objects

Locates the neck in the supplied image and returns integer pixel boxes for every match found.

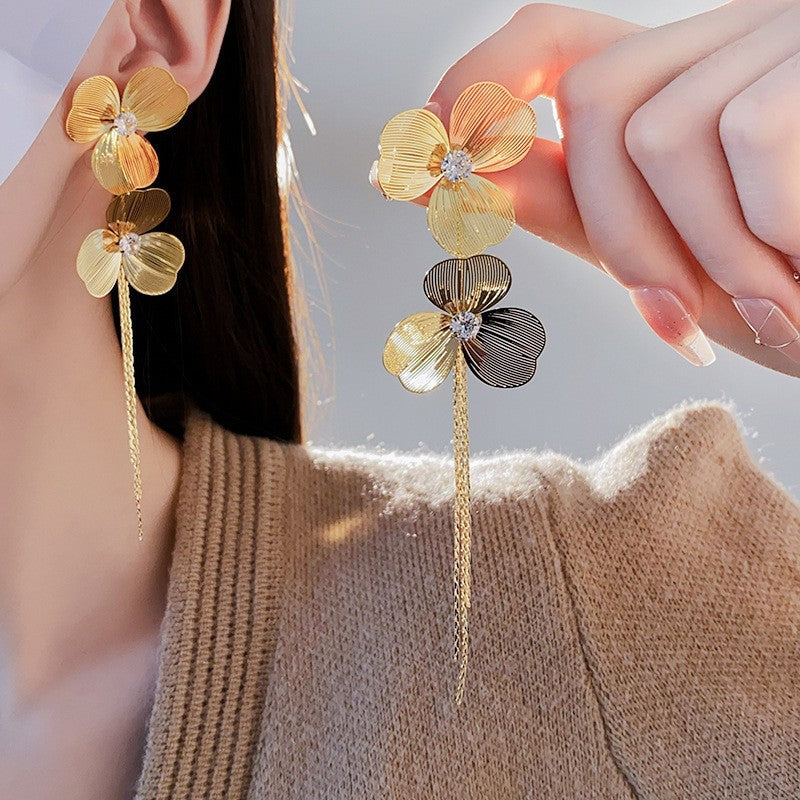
[0,128,182,703]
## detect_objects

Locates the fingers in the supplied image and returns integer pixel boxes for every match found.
[370,0,800,374]
[398,138,599,267]
[494,138,597,265]
[626,3,800,365]
[556,0,794,367]
[721,51,800,273]
[426,4,641,119]
[373,5,640,265]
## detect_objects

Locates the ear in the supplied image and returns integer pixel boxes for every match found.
[100,0,231,103]
[124,0,231,100]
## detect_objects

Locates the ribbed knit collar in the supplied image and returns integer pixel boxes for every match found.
[134,404,287,800]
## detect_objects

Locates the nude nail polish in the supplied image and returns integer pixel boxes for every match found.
[629,287,716,367]
[732,297,800,364]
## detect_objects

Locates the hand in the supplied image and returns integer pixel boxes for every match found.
[375,1,800,374]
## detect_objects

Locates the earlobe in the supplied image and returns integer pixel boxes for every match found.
[121,0,231,103]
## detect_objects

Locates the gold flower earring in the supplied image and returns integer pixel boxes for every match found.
[376,81,536,258]
[67,67,189,541]
[66,66,189,194]
[375,82,545,704]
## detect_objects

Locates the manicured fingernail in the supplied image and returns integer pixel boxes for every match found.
[629,287,716,367]
[732,297,800,364]
[424,100,441,117]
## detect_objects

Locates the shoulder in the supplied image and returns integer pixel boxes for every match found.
[183,398,793,543]
[178,401,800,794]
[541,398,796,531]
[183,399,800,625]
[541,399,800,606]
[535,402,800,794]
[266,399,789,526]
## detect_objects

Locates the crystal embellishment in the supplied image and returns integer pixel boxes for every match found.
[117,233,142,255]
[440,149,473,182]
[112,111,139,137]
[449,310,480,341]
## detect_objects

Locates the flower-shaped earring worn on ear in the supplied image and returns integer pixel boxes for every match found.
[77,188,185,298]
[66,66,189,195]
[375,83,545,705]
[67,68,188,543]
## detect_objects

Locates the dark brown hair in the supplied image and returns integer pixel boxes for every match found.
[113,0,302,442]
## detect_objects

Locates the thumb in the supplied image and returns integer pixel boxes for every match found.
[427,4,642,121]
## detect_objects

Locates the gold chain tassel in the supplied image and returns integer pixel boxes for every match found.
[117,267,144,542]
[453,347,472,705]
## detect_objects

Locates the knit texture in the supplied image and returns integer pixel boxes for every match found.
[133,401,800,800]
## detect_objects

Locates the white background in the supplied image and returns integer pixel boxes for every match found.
[287,0,798,498]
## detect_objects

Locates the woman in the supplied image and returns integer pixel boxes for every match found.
[0,1,797,798]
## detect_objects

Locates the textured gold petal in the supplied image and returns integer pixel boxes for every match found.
[427,173,515,259]
[107,188,171,234]
[423,254,511,314]
[464,307,546,388]
[123,232,185,295]
[117,133,159,190]
[92,130,159,194]
[122,66,189,132]
[377,109,449,201]
[449,82,536,173]
[91,132,129,194]
[76,229,122,297]
[66,75,120,143]
[383,311,458,393]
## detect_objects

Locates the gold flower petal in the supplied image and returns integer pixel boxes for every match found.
[383,311,458,393]
[91,131,129,194]
[122,66,189,132]
[463,307,546,388]
[117,132,159,190]
[427,173,515,259]
[66,75,120,143]
[77,229,122,297]
[423,254,512,314]
[448,82,537,173]
[92,130,159,194]
[123,232,185,295]
[107,188,171,234]
[377,109,450,201]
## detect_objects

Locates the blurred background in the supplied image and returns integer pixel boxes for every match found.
[285,0,799,498]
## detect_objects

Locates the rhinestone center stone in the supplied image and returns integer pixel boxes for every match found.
[449,310,480,341]
[117,233,142,255]
[440,149,473,182]
[113,111,139,137]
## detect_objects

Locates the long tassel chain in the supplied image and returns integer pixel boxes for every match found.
[453,347,472,705]
[117,267,144,542]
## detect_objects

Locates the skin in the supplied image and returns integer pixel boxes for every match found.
[377,0,800,374]
[0,1,229,798]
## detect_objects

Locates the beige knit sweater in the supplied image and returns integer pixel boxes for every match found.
[133,401,800,800]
